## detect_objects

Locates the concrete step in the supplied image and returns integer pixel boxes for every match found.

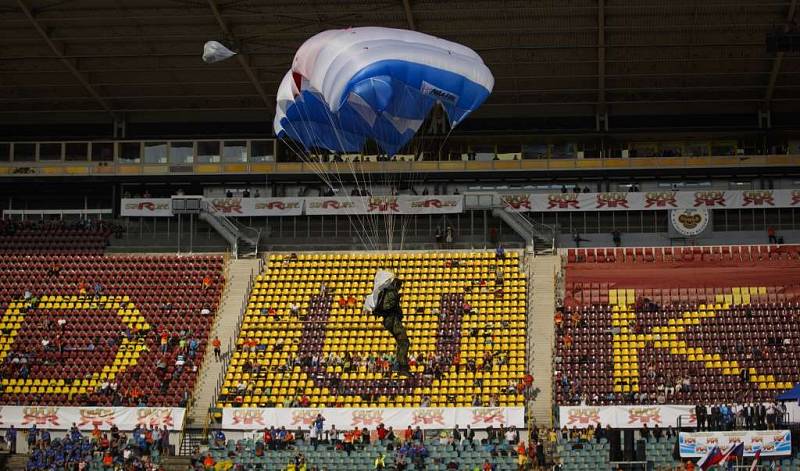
[188,258,261,427]
[527,255,559,427]
[5,454,29,470]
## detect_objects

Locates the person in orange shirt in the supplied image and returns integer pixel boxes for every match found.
[212,336,221,360]
[102,452,113,468]
[203,453,215,469]
[202,275,213,290]
[516,441,528,470]
[346,295,357,308]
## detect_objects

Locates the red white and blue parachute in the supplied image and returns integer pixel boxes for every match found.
[275,27,494,156]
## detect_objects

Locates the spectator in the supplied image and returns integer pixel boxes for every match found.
[5,425,16,454]
[572,232,589,248]
[434,228,443,248]
[465,425,475,450]
[374,452,386,469]
[612,230,621,247]
[445,226,454,247]
[768,226,778,244]
[202,275,213,290]
[200,306,211,316]
[404,426,413,442]
[495,244,505,260]
[212,336,221,360]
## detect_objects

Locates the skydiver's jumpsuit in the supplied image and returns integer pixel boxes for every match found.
[374,281,410,371]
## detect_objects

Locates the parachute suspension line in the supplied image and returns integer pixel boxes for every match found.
[314,101,383,251]
[280,113,379,252]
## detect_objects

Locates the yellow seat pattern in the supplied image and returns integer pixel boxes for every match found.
[219,251,527,408]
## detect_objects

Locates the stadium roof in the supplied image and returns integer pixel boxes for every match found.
[2,0,799,128]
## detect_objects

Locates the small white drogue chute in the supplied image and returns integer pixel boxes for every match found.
[202,41,237,64]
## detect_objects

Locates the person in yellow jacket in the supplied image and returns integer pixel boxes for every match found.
[374,452,386,469]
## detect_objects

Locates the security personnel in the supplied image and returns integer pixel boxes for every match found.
[373,278,411,376]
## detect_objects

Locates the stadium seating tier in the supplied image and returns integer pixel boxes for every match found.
[219,251,528,408]
[0,255,224,407]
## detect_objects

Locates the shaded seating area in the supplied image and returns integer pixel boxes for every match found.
[0,254,224,406]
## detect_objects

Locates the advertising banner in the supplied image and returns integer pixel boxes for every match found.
[304,196,463,215]
[559,405,696,429]
[679,430,791,458]
[0,406,185,431]
[206,197,304,216]
[120,198,172,217]
[221,407,524,431]
[502,189,800,212]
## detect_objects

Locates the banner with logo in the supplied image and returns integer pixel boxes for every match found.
[304,196,463,215]
[205,197,304,216]
[0,406,185,431]
[559,405,696,429]
[679,430,791,458]
[120,198,173,217]
[502,189,800,212]
[670,208,711,237]
[221,407,524,431]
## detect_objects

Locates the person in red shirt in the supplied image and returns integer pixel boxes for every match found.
[376,423,388,442]
[212,336,221,360]
[404,426,413,442]
[202,275,213,290]
[299,395,311,407]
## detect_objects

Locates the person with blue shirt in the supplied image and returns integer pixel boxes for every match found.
[5,425,17,454]
[40,429,50,446]
[27,424,37,449]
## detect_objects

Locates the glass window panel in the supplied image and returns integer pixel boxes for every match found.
[551,143,577,159]
[91,142,114,162]
[65,143,89,161]
[144,142,168,164]
[13,143,36,161]
[0,143,9,162]
[522,144,548,159]
[222,141,247,162]
[118,142,141,163]
[250,140,274,162]
[197,141,221,163]
[170,141,194,164]
[39,143,63,161]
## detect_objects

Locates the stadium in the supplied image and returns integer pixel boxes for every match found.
[1,0,800,469]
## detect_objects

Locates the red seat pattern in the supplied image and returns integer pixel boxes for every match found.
[557,247,800,406]
[0,254,224,407]
[566,245,800,264]
[0,221,114,255]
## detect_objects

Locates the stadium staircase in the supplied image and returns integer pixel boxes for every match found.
[6,454,28,470]
[198,200,260,258]
[189,258,261,428]
[527,254,559,426]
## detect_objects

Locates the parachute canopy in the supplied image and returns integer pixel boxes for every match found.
[275,27,494,155]
[202,41,237,64]
[363,269,396,312]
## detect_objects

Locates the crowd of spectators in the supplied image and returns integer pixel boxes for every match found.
[191,421,534,471]
[694,402,787,431]
[0,289,198,408]
[21,423,168,470]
